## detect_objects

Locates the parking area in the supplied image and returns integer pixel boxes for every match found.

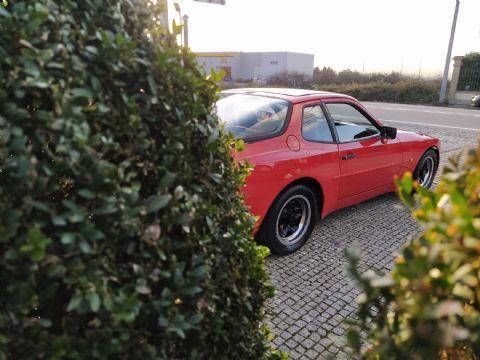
[266,103,480,359]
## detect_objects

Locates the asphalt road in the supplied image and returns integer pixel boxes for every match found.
[266,103,480,359]
[363,101,480,131]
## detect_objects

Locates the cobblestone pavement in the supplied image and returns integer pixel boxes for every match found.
[266,123,479,359]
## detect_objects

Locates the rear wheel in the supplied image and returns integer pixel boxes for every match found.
[259,185,317,255]
[413,149,438,189]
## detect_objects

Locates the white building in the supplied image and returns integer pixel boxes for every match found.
[196,52,314,82]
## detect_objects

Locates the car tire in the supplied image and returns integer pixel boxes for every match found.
[258,185,318,255]
[413,149,438,189]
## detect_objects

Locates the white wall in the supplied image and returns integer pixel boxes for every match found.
[455,91,480,105]
[235,53,260,80]
[286,53,314,78]
[259,52,288,79]
[196,52,314,81]
[196,55,241,80]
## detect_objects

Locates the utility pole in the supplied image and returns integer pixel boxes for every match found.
[174,2,183,45]
[439,0,460,104]
[159,0,169,29]
[183,14,190,48]
[160,0,225,46]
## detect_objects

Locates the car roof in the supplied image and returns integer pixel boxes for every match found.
[221,88,355,104]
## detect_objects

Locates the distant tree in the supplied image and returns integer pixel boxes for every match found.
[337,69,364,84]
[268,71,312,88]
[313,66,337,85]
[281,67,417,88]
[383,71,405,84]
[462,52,480,69]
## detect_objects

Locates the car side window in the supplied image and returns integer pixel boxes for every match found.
[325,103,379,142]
[302,105,334,142]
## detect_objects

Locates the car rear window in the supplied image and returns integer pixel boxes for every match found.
[216,94,290,141]
[302,105,334,142]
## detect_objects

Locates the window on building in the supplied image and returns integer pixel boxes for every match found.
[216,94,290,141]
[325,103,379,142]
[216,66,232,81]
[270,60,278,65]
[302,105,333,142]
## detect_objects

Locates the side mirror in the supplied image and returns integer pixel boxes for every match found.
[381,126,397,139]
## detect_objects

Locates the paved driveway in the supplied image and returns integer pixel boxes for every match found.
[266,103,480,359]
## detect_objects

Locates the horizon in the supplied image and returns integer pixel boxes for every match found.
[170,0,480,77]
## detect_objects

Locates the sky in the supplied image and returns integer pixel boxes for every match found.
[168,0,480,77]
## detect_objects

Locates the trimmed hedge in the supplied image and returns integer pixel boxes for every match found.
[230,78,440,105]
[461,52,480,70]
[346,146,480,358]
[458,52,480,92]
[313,67,407,86]
[314,80,439,104]
[0,1,279,359]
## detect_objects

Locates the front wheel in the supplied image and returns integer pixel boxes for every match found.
[258,185,317,255]
[413,149,438,189]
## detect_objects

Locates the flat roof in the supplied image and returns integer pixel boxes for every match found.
[196,51,313,57]
[196,52,240,57]
[221,88,352,103]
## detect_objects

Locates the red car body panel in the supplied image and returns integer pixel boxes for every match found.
[229,89,440,232]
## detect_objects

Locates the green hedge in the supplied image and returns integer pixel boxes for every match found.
[346,146,480,359]
[0,1,280,358]
[315,80,439,104]
[461,52,480,70]
[458,52,480,92]
[313,67,407,85]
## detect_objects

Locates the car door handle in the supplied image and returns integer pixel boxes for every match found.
[342,153,357,160]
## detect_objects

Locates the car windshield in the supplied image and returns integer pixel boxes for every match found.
[216,94,290,141]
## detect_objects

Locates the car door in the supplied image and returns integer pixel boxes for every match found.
[297,102,340,216]
[323,101,402,199]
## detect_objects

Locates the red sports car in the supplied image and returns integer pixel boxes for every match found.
[216,88,440,254]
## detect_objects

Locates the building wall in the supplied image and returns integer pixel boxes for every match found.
[234,53,260,80]
[234,52,289,81]
[196,54,240,81]
[455,91,480,105]
[258,52,288,80]
[286,53,314,79]
[196,52,314,82]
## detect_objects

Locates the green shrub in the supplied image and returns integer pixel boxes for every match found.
[461,52,480,69]
[0,1,279,358]
[315,80,439,104]
[267,71,312,88]
[458,52,480,92]
[346,146,480,359]
[313,67,431,86]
